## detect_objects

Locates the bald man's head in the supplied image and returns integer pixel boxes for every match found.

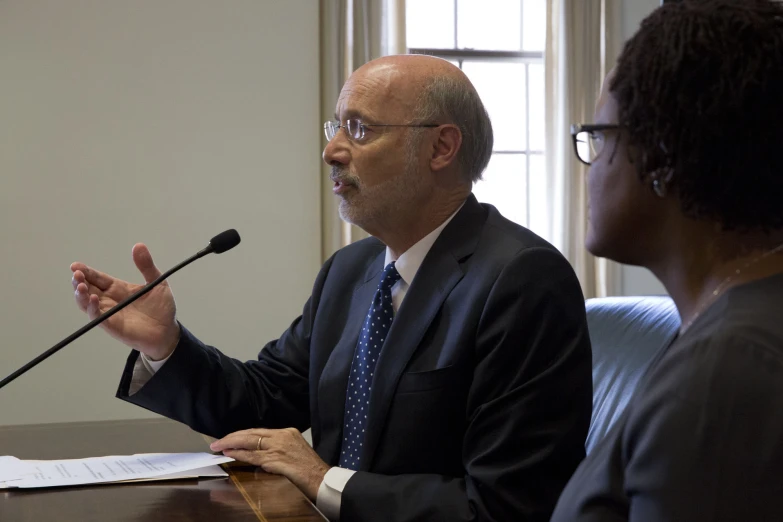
[322,54,493,238]
[343,55,493,183]
[351,54,469,96]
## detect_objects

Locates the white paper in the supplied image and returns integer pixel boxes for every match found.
[114,464,228,483]
[0,453,233,489]
[0,456,35,482]
[0,464,228,489]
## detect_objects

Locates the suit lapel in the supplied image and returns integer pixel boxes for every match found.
[361,195,486,470]
[316,251,384,464]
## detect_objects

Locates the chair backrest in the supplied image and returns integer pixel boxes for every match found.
[585,296,680,454]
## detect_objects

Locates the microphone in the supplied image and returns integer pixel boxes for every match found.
[0,229,241,390]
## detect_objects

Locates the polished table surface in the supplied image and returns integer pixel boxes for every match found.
[0,418,327,521]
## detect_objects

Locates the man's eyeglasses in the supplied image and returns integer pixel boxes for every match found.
[324,119,440,142]
[570,124,623,166]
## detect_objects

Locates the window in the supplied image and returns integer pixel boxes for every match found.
[406,0,547,232]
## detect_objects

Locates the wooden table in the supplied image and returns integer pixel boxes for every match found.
[0,418,327,521]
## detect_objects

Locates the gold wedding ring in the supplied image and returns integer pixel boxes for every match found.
[256,436,262,451]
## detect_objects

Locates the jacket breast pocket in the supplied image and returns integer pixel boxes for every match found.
[396,365,456,394]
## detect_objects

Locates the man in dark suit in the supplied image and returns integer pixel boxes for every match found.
[71,55,592,521]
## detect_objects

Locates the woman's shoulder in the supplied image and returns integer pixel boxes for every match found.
[683,274,783,364]
[637,287,783,412]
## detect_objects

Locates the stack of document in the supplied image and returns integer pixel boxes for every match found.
[0,453,234,489]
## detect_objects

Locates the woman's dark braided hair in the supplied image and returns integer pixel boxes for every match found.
[610,0,783,231]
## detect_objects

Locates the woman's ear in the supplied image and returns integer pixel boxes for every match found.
[649,167,675,198]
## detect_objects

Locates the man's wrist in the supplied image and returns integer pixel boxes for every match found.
[146,323,181,361]
[306,464,331,501]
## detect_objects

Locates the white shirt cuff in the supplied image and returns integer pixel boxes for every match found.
[128,350,175,396]
[140,350,173,374]
[316,467,356,521]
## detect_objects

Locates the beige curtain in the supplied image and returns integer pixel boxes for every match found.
[544,0,622,298]
[319,0,406,261]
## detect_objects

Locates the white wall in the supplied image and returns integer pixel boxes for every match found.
[618,0,668,296]
[623,0,662,39]
[0,0,321,425]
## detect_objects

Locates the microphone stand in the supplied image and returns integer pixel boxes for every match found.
[0,246,215,390]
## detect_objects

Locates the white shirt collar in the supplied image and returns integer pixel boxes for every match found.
[383,202,465,286]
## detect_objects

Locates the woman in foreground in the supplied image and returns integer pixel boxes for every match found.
[552,1,783,520]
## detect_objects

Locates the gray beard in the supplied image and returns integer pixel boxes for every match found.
[335,133,427,229]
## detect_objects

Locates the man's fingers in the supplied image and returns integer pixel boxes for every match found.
[74,283,90,312]
[86,294,102,320]
[73,268,108,313]
[73,274,101,296]
[222,433,269,451]
[70,263,113,292]
[222,449,265,466]
[210,429,276,452]
[132,244,163,285]
[233,428,275,438]
[222,449,282,474]
[71,270,84,291]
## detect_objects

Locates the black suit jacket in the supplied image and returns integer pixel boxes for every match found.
[118,196,592,522]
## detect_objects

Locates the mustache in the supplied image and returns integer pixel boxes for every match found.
[330,167,360,186]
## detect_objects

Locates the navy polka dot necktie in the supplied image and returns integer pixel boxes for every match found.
[339,262,402,470]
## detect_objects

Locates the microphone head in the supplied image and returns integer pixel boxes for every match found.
[209,229,241,254]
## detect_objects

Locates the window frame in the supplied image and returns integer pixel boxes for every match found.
[407,1,545,227]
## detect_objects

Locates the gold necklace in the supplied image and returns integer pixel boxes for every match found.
[680,242,783,334]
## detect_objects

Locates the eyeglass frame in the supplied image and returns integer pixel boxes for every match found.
[570,123,624,166]
[324,118,441,142]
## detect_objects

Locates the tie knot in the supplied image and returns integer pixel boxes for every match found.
[380,262,402,288]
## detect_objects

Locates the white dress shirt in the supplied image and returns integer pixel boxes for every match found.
[131,205,463,521]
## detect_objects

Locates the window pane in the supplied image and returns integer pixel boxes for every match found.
[527,153,549,238]
[457,0,521,51]
[473,153,527,225]
[406,0,455,49]
[522,0,546,52]
[462,61,526,151]
[528,62,545,151]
